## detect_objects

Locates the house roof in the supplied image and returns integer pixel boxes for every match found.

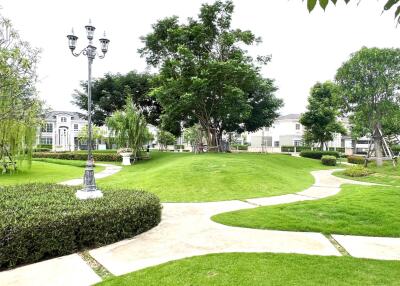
[45,111,86,121]
[277,114,301,120]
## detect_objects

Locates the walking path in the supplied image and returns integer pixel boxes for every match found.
[59,163,122,186]
[1,168,399,286]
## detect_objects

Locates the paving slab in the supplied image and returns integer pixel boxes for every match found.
[59,163,121,186]
[90,200,340,276]
[246,193,314,206]
[0,254,101,286]
[333,235,400,260]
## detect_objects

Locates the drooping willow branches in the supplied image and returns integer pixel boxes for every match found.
[0,14,42,170]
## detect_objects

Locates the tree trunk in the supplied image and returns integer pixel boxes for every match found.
[374,123,383,167]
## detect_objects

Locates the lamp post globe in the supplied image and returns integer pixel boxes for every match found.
[66,20,110,200]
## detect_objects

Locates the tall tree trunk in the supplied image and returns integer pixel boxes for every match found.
[374,122,383,167]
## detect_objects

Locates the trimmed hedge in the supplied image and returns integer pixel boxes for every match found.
[231,144,249,150]
[347,155,365,165]
[392,145,400,153]
[0,184,162,269]
[281,146,312,152]
[343,165,373,177]
[300,150,340,160]
[33,152,120,162]
[328,147,345,153]
[321,155,337,166]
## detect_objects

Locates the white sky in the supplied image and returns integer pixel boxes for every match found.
[1,0,399,115]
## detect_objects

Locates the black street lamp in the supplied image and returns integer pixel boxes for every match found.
[66,20,110,199]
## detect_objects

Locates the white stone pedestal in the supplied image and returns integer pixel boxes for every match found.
[76,190,103,200]
[121,153,132,166]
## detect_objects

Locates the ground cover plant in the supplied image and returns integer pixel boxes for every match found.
[98,152,333,202]
[33,152,120,162]
[0,161,104,186]
[0,184,161,269]
[335,161,400,186]
[213,185,400,237]
[97,252,400,286]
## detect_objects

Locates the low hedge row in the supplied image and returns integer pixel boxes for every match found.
[299,150,340,159]
[321,155,337,166]
[231,144,249,150]
[347,155,365,165]
[280,146,312,152]
[0,184,162,269]
[328,147,345,153]
[392,145,400,153]
[33,152,120,162]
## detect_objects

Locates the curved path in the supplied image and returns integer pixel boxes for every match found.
[2,169,400,286]
[59,163,122,186]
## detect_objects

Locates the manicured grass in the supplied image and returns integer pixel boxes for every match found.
[98,152,332,202]
[213,185,400,237]
[33,158,88,167]
[335,161,400,186]
[97,253,400,286]
[0,161,104,186]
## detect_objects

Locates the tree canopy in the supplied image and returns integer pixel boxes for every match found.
[72,71,161,127]
[335,47,400,165]
[0,14,42,169]
[300,82,346,148]
[139,0,282,150]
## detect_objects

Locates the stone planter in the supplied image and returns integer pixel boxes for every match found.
[120,152,133,166]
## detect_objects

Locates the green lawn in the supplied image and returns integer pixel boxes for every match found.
[213,185,400,237]
[335,162,400,186]
[98,152,332,202]
[0,160,104,186]
[97,253,400,286]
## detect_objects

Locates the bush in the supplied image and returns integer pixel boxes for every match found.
[0,184,162,269]
[392,145,400,154]
[347,155,365,165]
[300,150,340,159]
[33,148,51,152]
[281,146,312,152]
[321,155,337,166]
[328,147,345,153]
[33,152,120,162]
[231,144,249,150]
[343,165,373,177]
[36,144,52,149]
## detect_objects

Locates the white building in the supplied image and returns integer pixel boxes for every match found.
[37,111,87,151]
[246,114,356,153]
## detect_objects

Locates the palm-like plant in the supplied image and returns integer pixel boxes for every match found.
[106,96,148,159]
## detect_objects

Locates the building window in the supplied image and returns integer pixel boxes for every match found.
[41,123,53,133]
[274,141,280,147]
[295,123,301,130]
[61,117,67,123]
[74,124,79,131]
[40,137,53,145]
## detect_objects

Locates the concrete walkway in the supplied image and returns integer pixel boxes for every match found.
[2,168,399,286]
[59,163,122,186]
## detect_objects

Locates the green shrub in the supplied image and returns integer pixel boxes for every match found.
[392,145,400,154]
[36,144,52,149]
[174,145,184,150]
[33,148,51,152]
[343,165,373,177]
[328,147,345,153]
[300,150,340,159]
[33,152,120,162]
[231,144,249,150]
[281,146,312,152]
[0,184,162,269]
[321,155,337,166]
[347,155,365,165]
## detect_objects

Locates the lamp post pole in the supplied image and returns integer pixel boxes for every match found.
[67,20,110,200]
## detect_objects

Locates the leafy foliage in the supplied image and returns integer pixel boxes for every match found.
[347,155,365,165]
[0,15,42,168]
[343,165,373,177]
[106,97,149,158]
[139,1,282,149]
[300,82,346,148]
[72,71,161,126]
[157,130,176,150]
[0,183,161,269]
[304,0,400,23]
[33,152,120,162]
[321,155,337,166]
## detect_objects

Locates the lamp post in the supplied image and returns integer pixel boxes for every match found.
[67,20,110,200]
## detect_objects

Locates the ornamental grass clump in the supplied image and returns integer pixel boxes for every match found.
[344,165,373,177]
[0,184,162,269]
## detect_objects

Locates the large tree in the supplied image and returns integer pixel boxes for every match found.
[335,47,400,166]
[139,0,282,150]
[72,71,161,126]
[0,15,42,169]
[300,81,346,149]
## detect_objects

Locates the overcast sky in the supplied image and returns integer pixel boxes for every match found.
[1,0,399,115]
